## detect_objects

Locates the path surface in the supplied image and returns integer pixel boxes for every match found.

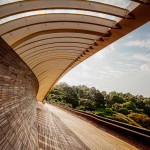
[37,102,139,150]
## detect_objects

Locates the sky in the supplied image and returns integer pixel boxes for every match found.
[59,21,150,97]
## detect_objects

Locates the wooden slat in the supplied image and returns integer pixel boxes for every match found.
[37,102,90,150]
[36,102,138,150]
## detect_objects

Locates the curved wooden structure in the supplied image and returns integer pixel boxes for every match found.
[0,1,150,149]
[0,0,150,101]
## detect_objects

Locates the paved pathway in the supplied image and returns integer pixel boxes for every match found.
[37,102,139,150]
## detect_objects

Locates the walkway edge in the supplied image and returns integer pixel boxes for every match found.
[45,101,150,150]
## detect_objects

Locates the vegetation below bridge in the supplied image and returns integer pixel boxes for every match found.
[45,82,150,130]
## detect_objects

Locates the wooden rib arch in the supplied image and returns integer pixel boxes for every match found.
[0,1,149,102]
[6,22,108,47]
[28,58,78,70]
[33,61,77,77]
[32,58,74,70]
[15,37,95,51]
[39,76,59,83]
[29,59,77,71]
[24,49,83,62]
[14,33,99,50]
[35,65,69,74]
[19,46,87,58]
[36,69,65,79]
[17,41,90,53]
[37,72,69,83]
[34,66,69,77]
[11,29,110,48]
[1,13,117,26]
[32,63,74,75]
[16,40,92,53]
[38,76,61,84]
[27,53,81,65]
[31,58,74,70]
[1,20,117,37]
[0,0,131,19]
[37,59,75,86]
[29,53,79,63]
[42,60,75,100]
[38,72,65,82]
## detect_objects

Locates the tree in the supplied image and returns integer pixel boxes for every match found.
[143,98,150,106]
[122,101,136,111]
[128,113,150,129]
[90,87,97,95]
[144,105,150,117]
[105,95,113,108]
[112,95,125,104]
[76,105,86,111]
[63,94,78,108]
[93,92,105,109]
[130,96,137,104]
[119,108,130,115]
[111,103,122,112]
[45,82,150,130]
[79,99,94,110]
[136,99,145,109]
[111,103,130,115]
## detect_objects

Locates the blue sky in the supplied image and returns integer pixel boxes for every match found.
[59,22,150,97]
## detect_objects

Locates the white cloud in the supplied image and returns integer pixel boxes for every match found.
[125,35,134,39]
[140,64,150,72]
[116,61,139,70]
[96,66,128,79]
[133,53,150,62]
[79,63,90,71]
[93,43,115,59]
[126,39,150,50]
[133,53,150,72]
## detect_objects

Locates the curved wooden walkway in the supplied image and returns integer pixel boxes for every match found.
[37,102,138,150]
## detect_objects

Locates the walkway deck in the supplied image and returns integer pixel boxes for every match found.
[37,102,138,150]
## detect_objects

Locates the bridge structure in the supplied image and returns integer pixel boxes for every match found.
[0,0,150,150]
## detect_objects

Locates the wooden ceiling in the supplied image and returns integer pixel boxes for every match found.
[0,0,149,101]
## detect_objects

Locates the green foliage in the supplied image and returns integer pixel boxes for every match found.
[128,113,150,129]
[50,89,64,95]
[134,108,144,113]
[113,113,142,127]
[93,92,105,109]
[111,103,122,112]
[76,105,86,111]
[142,117,150,130]
[119,108,130,115]
[122,101,136,111]
[112,95,125,104]
[136,99,145,109]
[63,94,78,108]
[65,103,73,108]
[93,108,115,119]
[143,98,150,106]
[144,105,150,117]
[79,99,95,110]
[45,82,150,129]
[111,103,130,115]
